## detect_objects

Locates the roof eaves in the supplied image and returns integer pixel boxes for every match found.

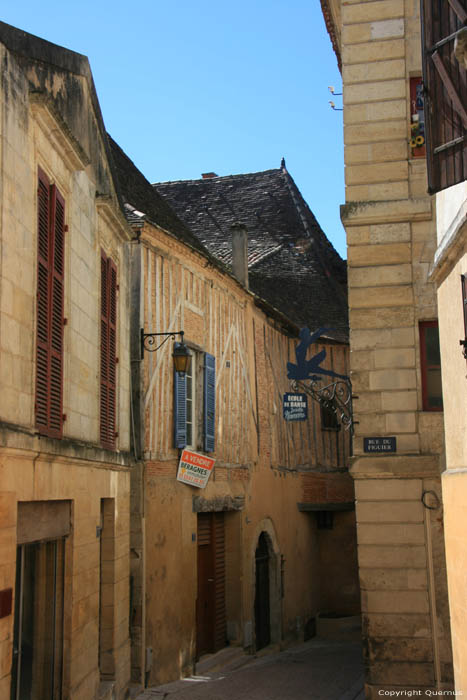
[0,22,126,217]
[320,0,342,73]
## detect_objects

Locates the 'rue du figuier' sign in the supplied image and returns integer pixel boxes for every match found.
[177,449,215,489]
[364,437,397,453]
[283,393,308,421]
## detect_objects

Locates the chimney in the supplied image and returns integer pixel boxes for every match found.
[201,172,218,179]
[231,222,249,289]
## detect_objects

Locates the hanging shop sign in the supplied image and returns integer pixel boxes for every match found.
[283,392,308,421]
[177,449,215,489]
[364,437,397,453]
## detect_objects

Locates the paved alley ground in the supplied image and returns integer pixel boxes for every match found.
[134,638,364,700]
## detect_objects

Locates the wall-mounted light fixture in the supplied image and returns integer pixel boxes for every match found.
[328,86,343,111]
[140,329,191,375]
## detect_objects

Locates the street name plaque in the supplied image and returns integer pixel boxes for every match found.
[363,437,396,453]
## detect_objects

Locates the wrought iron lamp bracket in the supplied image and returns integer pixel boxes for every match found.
[291,376,356,434]
[140,329,185,359]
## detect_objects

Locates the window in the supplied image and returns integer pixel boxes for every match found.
[316,511,334,530]
[100,251,118,449]
[321,403,340,431]
[409,77,426,158]
[174,352,215,452]
[35,168,65,438]
[419,321,443,411]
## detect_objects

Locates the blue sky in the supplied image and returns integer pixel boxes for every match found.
[2,1,346,257]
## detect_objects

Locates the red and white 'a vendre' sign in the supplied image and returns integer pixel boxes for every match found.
[176,449,215,489]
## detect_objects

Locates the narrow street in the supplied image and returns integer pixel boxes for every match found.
[134,639,364,700]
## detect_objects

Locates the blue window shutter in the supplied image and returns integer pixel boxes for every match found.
[204,353,216,452]
[174,370,187,448]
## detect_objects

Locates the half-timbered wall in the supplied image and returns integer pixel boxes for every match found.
[140,236,350,471]
[141,241,257,466]
[256,322,350,471]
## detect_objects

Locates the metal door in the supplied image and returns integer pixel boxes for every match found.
[254,532,271,651]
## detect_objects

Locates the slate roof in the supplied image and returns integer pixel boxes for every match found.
[154,166,348,342]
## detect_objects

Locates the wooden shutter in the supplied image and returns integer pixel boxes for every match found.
[421,0,467,193]
[49,186,65,437]
[35,169,65,438]
[174,370,187,448]
[203,353,216,452]
[100,251,117,449]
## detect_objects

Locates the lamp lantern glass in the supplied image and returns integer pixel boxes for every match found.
[173,342,191,375]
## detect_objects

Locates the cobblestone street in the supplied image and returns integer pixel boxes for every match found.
[134,639,364,700]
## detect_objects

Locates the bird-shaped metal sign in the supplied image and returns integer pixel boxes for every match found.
[286,327,349,382]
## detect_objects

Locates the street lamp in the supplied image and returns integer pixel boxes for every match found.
[140,329,191,375]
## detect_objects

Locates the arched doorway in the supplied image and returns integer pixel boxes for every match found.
[254,532,271,651]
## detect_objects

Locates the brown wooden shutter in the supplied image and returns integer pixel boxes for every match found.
[49,185,65,437]
[421,0,467,193]
[100,251,117,449]
[35,169,64,438]
[36,169,51,432]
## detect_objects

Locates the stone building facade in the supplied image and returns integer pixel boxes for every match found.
[110,142,361,687]
[321,0,454,695]
[0,23,132,700]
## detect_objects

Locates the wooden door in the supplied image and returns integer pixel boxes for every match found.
[254,533,271,651]
[196,513,226,658]
[11,540,65,700]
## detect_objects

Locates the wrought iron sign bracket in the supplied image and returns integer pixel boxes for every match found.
[290,377,357,435]
[285,328,358,434]
[140,329,185,359]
